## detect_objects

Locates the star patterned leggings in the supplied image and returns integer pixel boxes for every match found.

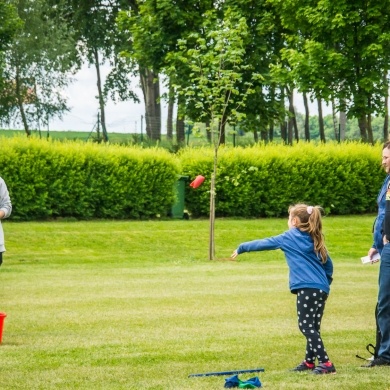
[296,288,330,364]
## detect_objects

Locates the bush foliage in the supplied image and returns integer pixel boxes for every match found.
[179,142,384,217]
[0,137,180,220]
[0,137,384,220]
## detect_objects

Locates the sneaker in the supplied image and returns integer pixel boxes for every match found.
[291,361,315,372]
[361,357,390,368]
[312,363,336,375]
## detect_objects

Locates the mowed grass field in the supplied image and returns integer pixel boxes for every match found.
[0,216,387,389]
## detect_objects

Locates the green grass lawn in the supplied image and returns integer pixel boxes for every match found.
[0,216,387,389]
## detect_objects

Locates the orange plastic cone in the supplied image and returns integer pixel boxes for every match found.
[190,175,205,189]
[0,312,6,343]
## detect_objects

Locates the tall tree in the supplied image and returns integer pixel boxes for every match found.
[170,9,261,259]
[224,0,288,142]
[57,0,138,142]
[0,1,22,118]
[269,0,390,143]
[118,0,216,142]
[119,0,286,144]
[0,0,75,135]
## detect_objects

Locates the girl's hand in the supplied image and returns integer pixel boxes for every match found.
[231,250,238,259]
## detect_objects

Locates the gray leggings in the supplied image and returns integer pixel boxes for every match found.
[296,288,330,364]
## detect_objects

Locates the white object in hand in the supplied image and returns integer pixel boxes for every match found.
[361,253,380,264]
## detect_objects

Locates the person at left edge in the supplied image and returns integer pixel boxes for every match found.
[0,176,12,266]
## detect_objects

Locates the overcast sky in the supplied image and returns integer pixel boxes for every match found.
[50,63,331,134]
[50,63,147,133]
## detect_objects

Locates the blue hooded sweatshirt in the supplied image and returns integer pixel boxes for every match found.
[236,227,333,294]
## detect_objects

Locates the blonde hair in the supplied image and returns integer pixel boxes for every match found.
[288,203,328,263]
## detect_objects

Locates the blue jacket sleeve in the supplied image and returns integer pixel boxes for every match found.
[323,255,333,285]
[237,234,284,254]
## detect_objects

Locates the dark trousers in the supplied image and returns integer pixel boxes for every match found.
[378,243,390,361]
[296,288,330,364]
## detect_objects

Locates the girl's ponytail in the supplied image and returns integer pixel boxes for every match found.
[289,204,328,263]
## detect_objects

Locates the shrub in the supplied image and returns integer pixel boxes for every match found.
[0,137,384,220]
[180,142,383,217]
[0,137,180,220]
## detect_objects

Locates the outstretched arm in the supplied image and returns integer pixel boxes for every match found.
[231,234,284,260]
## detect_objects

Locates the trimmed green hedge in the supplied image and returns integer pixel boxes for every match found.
[180,142,385,217]
[0,138,385,220]
[0,137,180,220]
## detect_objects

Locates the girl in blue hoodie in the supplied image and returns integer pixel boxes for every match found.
[231,204,335,375]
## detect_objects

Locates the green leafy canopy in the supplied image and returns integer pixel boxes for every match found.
[168,8,263,131]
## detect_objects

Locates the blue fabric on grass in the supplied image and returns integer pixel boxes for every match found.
[224,374,262,388]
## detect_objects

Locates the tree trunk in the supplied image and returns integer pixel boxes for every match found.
[331,98,338,141]
[339,107,346,141]
[260,127,267,141]
[385,101,389,142]
[139,67,161,140]
[209,117,219,260]
[93,48,108,142]
[287,89,298,143]
[15,71,31,137]
[253,129,259,143]
[208,153,217,260]
[176,116,185,145]
[269,85,275,141]
[287,88,293,145]
[367,112,374,145]
[176,93,185,144]
[384,72,389,141]
[167,81,174,140]
[358,115,368,142]
[269,121,274,142]
[280,121,287,143]
[287,116,293,145]
[206,120,211,143]
[303,92,310,141]
[280,87,287,143]
[219,116,226,145]
[317,97,326,142]
[366,97,374,144]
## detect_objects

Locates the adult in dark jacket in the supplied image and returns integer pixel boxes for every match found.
[368,141,390,261]
[363,142,390,367]
[232,204,335,375]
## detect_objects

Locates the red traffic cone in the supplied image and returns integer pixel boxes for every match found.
[0,312,7,343]
[190,175,205,189]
